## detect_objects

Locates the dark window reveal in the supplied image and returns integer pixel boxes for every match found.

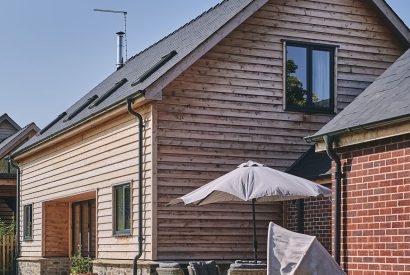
[113,183,131,235]
[286,43,335,113]
[23,204,33,240]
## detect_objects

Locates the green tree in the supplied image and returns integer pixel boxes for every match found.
[286,59,309,107]
[0,218,15,236]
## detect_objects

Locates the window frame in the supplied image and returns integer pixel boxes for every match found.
[284,41,336,114]
[112,182,132,237]
[23,204,33,241]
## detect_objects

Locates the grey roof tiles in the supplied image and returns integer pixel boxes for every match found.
[16,0,253,155]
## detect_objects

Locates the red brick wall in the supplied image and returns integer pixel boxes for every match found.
[336,134,410,274]
[286,181,332,253]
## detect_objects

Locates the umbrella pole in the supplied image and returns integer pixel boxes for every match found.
[252,198,258,263]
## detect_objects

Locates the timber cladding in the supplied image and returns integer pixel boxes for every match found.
[15,0,408,264]
[18,104,154,260]
[43,201,69,257]
[155,0,405,261]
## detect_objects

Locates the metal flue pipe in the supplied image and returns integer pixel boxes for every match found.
[116,31,125,69]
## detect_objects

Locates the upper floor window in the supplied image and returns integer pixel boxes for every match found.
[23,204,33,240]
[113,183,131,236]
[285,42,335,113]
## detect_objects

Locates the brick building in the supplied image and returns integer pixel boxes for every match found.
[307,49,410,274]
[286,147,333,253]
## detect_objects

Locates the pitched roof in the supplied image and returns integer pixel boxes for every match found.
[13,0,410,156]
[307,49,410,142]
[14,0,267,156]
[287,147,331,180]
[0,114,21,131]
[0,123,39,159]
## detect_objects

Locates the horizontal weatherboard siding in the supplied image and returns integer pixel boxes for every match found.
[19,105,154,260]
[155,0,405,260]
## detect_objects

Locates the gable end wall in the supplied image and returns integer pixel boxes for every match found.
[155,0,406,261]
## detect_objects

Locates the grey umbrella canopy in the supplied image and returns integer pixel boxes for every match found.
[168,160,332,262]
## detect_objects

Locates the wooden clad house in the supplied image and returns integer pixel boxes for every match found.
[11,0,410,274]
[0,114,39,224]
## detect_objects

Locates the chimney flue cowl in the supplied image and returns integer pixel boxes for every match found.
[116,31,125,69]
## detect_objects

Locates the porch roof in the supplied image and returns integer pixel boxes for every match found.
[287,147,331,180]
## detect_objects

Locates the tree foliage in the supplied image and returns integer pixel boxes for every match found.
[0,218,15,236]
[286,59,309,107]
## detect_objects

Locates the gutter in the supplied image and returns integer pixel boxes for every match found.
[323,136,341,266]
[7,157,20,274]
[305,113,410,143]
[126,97,145,275]
[12,90,146,159]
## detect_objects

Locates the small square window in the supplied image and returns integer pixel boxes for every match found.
[113,183,131,236]
[23,204,33,240]
[285,42,335,113]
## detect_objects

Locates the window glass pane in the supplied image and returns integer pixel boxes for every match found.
[124,185,131,230]
[312,50,331,109]
[286,46,308,108]
[29,206,32,237]
[24,207,27,236]
[115,187,124,231]
[24,205,32,238]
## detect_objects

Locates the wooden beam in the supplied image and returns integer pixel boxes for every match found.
[315,120,410,151]
[0,178,16,187]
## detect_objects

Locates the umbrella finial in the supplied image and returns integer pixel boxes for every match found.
[238,160,265,168]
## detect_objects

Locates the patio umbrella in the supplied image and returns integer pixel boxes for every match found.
[168,160,331,262]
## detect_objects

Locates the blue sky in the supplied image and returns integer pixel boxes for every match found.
[0,0,408,128]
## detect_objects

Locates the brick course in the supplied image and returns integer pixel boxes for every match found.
[335,134,410,274]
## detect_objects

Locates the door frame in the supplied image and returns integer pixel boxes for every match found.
[71,199,96,257]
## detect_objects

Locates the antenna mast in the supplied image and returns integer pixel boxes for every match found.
[94,9,128,60]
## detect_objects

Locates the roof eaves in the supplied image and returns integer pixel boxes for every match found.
[0,173,16,180]
[12,91,146,158]
[305,113,410,143]
[371,0,410,46]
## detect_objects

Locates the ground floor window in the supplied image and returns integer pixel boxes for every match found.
[113,183,131,235]
[23,204,33,240]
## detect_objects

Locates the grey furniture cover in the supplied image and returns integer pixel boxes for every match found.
[267,223,345,275]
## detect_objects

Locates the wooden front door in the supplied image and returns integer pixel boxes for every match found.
[71,199,96,257]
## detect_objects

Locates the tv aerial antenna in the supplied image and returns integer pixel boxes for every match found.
[94,9,128,60]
